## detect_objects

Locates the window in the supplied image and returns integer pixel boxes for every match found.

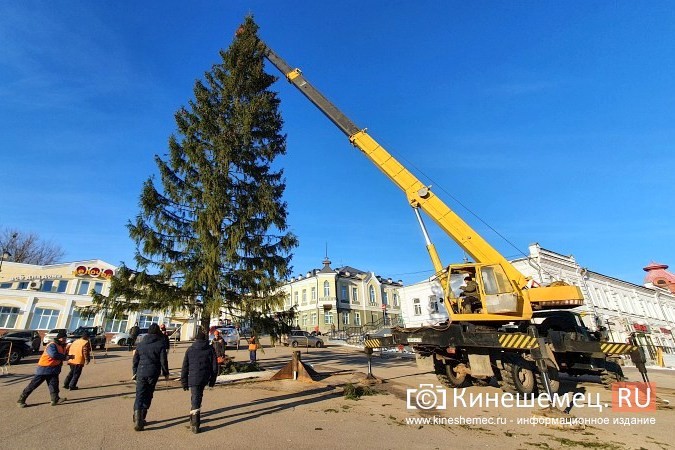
[77,280,91,295]
[18,282,28,290]
[93,282,104,295]
[285,293,291,307]
[29,308,60,330]
[383,292,388,306]
[104,314,129,333]
[0,283,12,289]
[311,286,316,301]
[323,281,330,297]
[324,311,334,325]
[393,293,399,307]
[413,298,422,316]
[41,280,54,292]
[57,280,68,293]
[0,306,20,328]
[341,286,348,302]
[429,295,439,313]
[139,315,160,328]
[70,310,94,329]
[369,286,376,305]
[355,312,361,326]
[352,287,358,303]
[302,289,307,305]
[311,313,317,325]
[342,312,349,325]
[294,291,299,306]
[302,314,308,326]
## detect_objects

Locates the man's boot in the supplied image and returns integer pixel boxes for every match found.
[17,394,27,408]
[134,409,145,431]
[141,408,147,425]
[190,409,200,434]
[50,394,64,406]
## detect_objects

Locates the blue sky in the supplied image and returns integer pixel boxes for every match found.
[1,2,673,286]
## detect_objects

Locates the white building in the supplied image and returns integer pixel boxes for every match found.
[399,244,675,361]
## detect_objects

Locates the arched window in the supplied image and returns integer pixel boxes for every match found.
[323,281,330,297]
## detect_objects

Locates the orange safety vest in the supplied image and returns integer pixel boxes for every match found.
[38,343,67,367]
[67,339,90,365]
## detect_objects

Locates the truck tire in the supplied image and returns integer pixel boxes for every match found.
[435,358,471,388]
[600,358,625,389]
[500,359,536,396]
[536,368,560,396]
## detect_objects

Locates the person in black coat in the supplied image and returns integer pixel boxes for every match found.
[181,329,218,434]
[132,323,169,431]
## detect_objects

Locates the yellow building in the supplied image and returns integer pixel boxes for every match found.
[278,257,402,334]
[0,259,195,341]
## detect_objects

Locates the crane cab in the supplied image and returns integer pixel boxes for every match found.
[444,263,531,322]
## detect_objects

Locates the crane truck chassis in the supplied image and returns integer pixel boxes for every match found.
[259,36,638,396]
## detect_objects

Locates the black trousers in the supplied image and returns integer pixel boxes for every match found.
[21,374,60,399]
[190,384,207,410]
[134,375,159,411]
[64,364,84,388]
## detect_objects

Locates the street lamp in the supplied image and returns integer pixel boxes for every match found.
[0,250,11,273]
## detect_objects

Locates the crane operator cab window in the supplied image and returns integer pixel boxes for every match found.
[458,272,482,313]
[480,265,518,314]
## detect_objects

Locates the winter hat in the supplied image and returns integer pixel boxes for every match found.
[148,323,161,335]
[56,330,67,339]
[195,330,206,341]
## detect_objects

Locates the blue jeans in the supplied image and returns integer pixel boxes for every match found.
[249,350,256,363]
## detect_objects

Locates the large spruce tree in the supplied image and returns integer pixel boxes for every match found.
[92,17,297,331]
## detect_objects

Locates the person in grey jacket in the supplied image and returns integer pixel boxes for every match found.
[181,329,218,434]
[132,323,169,431]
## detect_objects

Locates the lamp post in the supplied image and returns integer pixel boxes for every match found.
[0,250,11,273]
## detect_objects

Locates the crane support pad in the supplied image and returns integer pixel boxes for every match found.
[498,334,538,349]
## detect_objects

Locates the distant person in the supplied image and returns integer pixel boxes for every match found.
[248,334,258,364]
[17,330,72,407]
[129,322,140,351]
[132,323,169,431]
[160,324,170,350]
[211,329,226,373]
[181,329,218,434]
[459,275,481,313]
[63,332,92,390]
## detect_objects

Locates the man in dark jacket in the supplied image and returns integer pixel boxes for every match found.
[181,329,217,434]
[17,330,72,407]
[129,322,140,351]
[132,323,169,431]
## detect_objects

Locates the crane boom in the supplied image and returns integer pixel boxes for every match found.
[263,43,584,320]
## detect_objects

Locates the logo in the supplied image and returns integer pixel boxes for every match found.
[407,384,447,410]
[612,382,656,412]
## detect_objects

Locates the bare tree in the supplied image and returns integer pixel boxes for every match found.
[0,228,65,265]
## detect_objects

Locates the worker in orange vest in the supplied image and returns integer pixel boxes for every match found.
[17,330,72,407]
[63,332,92,390]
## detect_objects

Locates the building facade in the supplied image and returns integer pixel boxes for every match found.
[278,258,402,333]
[399,244,675,363]
[0,259,198,341]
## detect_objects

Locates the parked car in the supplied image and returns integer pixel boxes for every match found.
[111,328,149,347]
[0,337,33,364]
[282,330,324,348]
[165,327,181,341]
[67,326,107,350]
[43,328,68,346]
[2,330,41,352]
[209,327,241,348]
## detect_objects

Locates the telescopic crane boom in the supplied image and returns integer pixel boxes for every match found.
[263,44,583,323]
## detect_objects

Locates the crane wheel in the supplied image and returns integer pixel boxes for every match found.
[535,368,560,396]
[500,360,536,396]
[434,357,471,388]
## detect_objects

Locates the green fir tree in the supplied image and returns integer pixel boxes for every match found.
[90,17,298,332]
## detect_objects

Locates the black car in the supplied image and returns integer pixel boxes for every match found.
[1,330,41,353]
[67,326,107,350]
[0,338,33,364]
